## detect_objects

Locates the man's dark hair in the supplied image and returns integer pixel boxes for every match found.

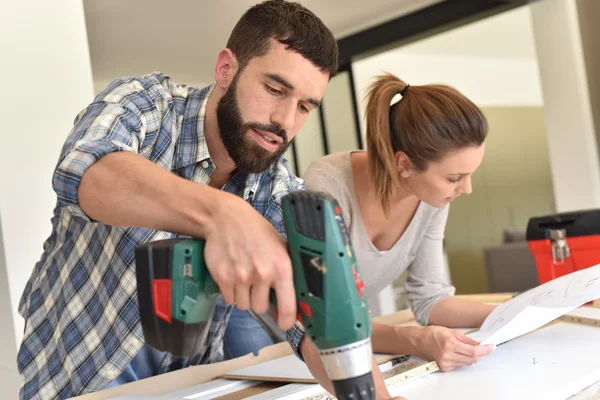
[227,0,339,78]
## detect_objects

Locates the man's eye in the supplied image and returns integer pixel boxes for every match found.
[265,85,282,95]
[448,177,462,183]
[299,104,309,114]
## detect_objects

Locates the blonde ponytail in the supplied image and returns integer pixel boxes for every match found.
[365,74,409,216]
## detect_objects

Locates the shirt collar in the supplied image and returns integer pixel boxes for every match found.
[174,83,265,200]
[173,84,214,170]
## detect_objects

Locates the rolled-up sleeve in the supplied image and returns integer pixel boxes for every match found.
[52,86,152,219]
[285,322,306,361]
[405,205,456,326]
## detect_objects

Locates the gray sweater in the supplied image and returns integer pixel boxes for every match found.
[303,151,455,325]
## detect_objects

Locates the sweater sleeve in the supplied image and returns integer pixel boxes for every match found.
[405,205,456,326]
[303,162,353,228]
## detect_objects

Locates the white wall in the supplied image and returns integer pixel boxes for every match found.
[351,5,543,140]
[530,0,600,212]
[294,110,325,177]
[352,1,600,214]
[353,53,544,142]
[351,5,543,143]
[0,0,96,381]
[322,71,360,153]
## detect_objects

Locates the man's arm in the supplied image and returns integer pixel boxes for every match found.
[79,151,218,239]
[77,151,297,328]
[54,85,297,329]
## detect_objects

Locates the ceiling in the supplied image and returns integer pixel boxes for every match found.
[398,5,536,61]
[82,0,444,91]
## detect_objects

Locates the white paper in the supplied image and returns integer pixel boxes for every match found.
[469,264,600,345]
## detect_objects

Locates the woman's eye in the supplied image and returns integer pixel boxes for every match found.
[448,177,461,183]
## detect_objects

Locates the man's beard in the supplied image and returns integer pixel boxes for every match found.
[216,76,291,173]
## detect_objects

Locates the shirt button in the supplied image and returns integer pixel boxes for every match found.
[201,161,209,169]
[106,369,116,379]
[130,337,140,347]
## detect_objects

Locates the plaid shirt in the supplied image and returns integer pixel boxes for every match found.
[17,72,306,399]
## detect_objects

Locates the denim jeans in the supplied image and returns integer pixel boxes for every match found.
[223,306,276,360]
[104,344,174,388]
[106,306,276,388]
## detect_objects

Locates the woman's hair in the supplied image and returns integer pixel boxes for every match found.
[365,73,488,214]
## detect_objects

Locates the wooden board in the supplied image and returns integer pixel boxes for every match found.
[243,307,600,400]
[222,353,410,383]
[70,293,523,400]
[213,382,284,400]
[74,342,296,400]
[222,308,470,384]
[388,315,600,400]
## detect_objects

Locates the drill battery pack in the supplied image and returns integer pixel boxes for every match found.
[135,238,213,358]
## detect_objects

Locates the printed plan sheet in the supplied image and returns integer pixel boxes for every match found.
[469,264,600,345]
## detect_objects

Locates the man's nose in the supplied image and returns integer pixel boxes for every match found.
[271,100,296,133]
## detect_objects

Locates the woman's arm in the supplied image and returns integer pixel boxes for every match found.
[371,322,419,355]
[371,320,495,372]
[371,205,495,371]
[428,297,496,328]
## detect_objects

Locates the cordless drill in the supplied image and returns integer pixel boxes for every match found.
[135,191,375,400]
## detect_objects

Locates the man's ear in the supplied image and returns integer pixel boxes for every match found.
[214,48,239,89]
[394,151,413,178]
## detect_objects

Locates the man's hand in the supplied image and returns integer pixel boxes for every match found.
[300,339,406,400]
[203,192,296,330]
[79,152,297,330]
[409,326,495,372]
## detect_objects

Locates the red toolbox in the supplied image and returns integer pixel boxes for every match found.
[527,209,600,284]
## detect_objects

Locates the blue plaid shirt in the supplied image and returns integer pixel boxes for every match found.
[17,72,306,399]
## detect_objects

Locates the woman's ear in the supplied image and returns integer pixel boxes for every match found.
[394,151,413,178]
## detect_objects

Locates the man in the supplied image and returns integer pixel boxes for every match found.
[17,1,400,399]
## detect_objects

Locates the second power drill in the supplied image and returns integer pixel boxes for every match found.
[135,190,375,399]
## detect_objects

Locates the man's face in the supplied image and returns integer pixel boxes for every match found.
[217,41,330,173]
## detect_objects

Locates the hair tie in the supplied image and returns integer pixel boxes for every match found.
[400,84,410,97]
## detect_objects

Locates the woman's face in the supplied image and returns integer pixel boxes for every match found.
[401,145,486,208]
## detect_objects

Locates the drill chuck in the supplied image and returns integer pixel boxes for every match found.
[333,373,376,400]
[319,338,375,399]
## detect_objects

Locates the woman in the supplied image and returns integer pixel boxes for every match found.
[302,73,496,372]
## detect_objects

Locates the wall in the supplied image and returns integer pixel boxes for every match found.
[353,53,543,132]
[530,0,600,213]
[322,71,360,154]
[287,71,361,178]
[445,107,555,293]
[0,0,96,389]
[576,0,600,170]
[293,110,325,177]
[0,212,19,395]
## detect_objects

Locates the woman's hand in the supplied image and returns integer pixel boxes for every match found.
[409,326,495,372]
